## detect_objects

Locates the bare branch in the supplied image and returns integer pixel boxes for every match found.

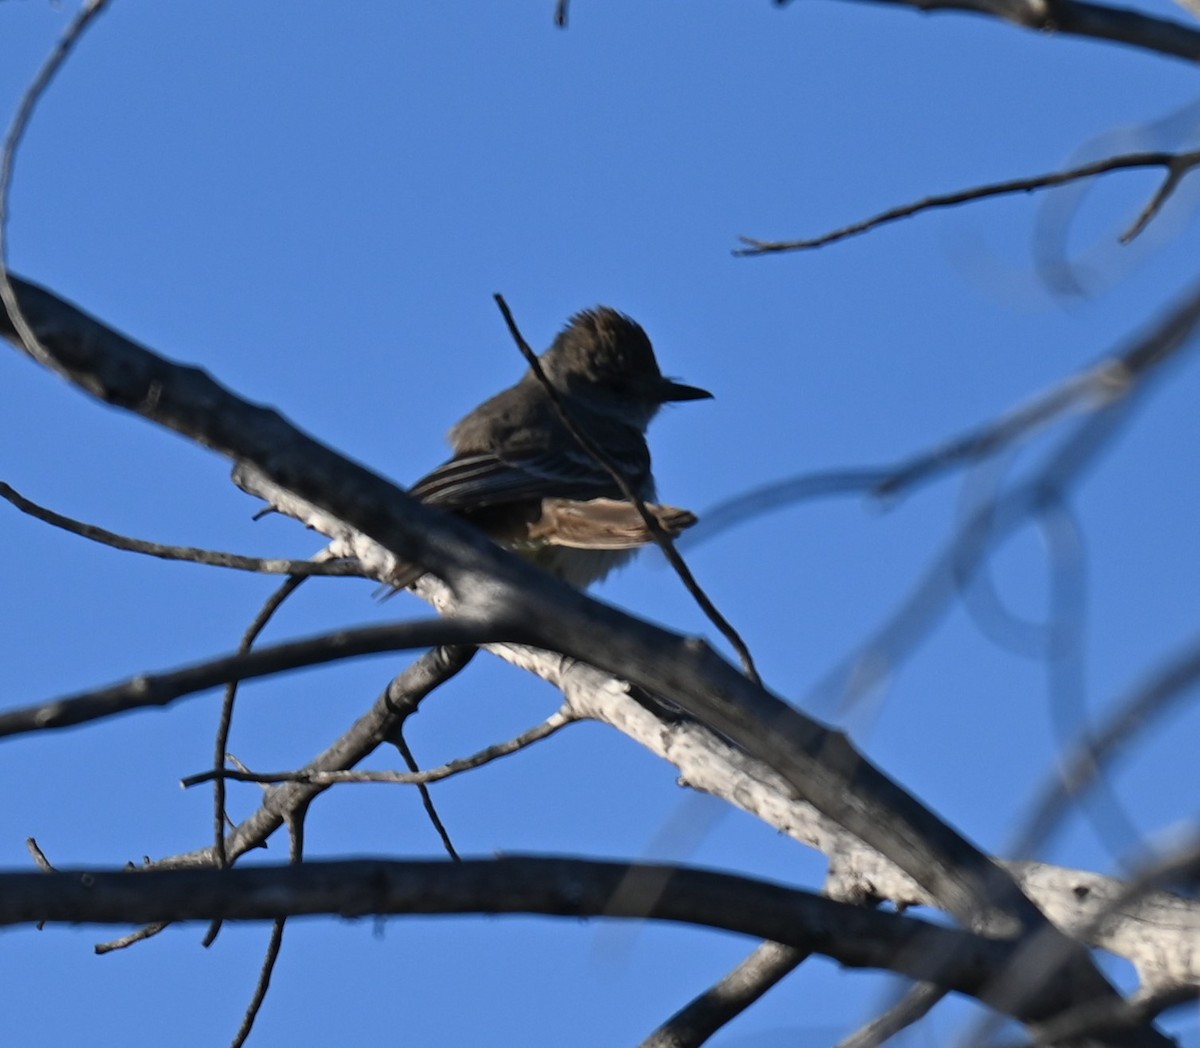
[232,917,284,1048]
[1120,154,1198,242]
[493,645,1200,987]
[93,646,477,954]
[640,941,808,1048]
[390,725,462,861]
[736,150,1200,256]
[0,856,1063,1022]
[7,853,1191,1037]
[94,923,168,955]
[181,706,575,788]
[0,0,112,362]
[1015,983,1200,1047]
[228,807,307,1048]
[836,982,946,1048]
[776,0,1200,64]
[0,619,505,738]
[0,481,362,577]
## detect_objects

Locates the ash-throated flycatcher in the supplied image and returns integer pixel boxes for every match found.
[396,306,710,589]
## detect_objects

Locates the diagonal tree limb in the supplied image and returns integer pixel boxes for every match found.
[639,941,809,1048]
[91,644,478,954]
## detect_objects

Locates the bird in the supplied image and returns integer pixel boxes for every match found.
[394,306,711,590]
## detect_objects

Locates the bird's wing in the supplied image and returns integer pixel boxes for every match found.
[410,442,647,510]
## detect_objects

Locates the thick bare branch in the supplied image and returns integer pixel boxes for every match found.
[0,856,1067,1023]
[1015,633,1200,857]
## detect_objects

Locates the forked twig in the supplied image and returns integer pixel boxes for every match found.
[182,706,575,789]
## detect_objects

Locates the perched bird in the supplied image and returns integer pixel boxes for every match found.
[396,306,711,589]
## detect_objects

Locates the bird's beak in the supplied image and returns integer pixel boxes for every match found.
[659,378,713,402]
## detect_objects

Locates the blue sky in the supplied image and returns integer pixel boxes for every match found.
[1,2,1198,1045]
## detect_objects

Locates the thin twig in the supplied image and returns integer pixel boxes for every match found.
[1120,155,1196,242]
[228,804,308,1048]
[97,647,478,954]
[493,294,762,685]
[181,706,576,788]
[390,728,461,861]
[0,0,113,360]
[0,482,363,577]
[735,150,1200,256]
[231,918,285,1048]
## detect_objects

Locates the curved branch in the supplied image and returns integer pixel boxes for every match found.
[180,705,575,788]
[0,857,1046,1018]
[0,619,508,737]
[736,150,1200,256]
[0,482,362,577]
[0,274,1164,1039]
[778,0,1200,64]
[12,854,1196,1036]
